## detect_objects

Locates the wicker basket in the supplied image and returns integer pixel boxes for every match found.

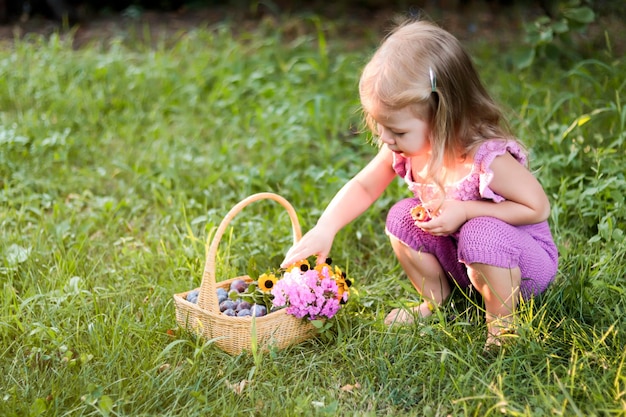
[173,192,317,355]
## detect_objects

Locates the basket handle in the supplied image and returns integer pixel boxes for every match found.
[197,192,302,313]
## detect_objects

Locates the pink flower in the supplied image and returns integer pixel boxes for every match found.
[271,266,342,320]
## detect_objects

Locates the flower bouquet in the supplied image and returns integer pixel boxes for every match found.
[259,258,351,320]
[186,258,352,321]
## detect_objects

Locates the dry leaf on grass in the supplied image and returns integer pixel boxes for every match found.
[340,383,361,392]
[225,379,250,395]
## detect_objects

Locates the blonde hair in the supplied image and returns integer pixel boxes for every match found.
[359,18,514,196]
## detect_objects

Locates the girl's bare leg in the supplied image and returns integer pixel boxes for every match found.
[385,235,451,325]
[466,263,521,348]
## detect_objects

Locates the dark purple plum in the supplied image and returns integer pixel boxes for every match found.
[230,279,249,293]
[219,299,237,312]
[186,289,199,302]
[216,287,228,300]
[237,301,252,312]
[251,304,267,317]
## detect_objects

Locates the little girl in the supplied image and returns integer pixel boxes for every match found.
[281,18,558,348]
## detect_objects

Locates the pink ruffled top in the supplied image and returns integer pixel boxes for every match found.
[392,139,527,203]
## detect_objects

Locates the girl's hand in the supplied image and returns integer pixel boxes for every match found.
[416,200,468,236]
[281,225,335,268]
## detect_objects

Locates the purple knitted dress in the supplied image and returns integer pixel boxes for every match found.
[385,139,558,299]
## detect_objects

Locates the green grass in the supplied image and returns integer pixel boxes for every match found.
[1,14,625,416]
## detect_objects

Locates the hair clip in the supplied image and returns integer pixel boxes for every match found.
[429,66,437,92]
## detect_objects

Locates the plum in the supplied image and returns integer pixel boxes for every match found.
[216,287,228,300]
[219,299,237,312]
[230,279,248,293]
[186,289,199,303]
[250,304,267,317]
[237,301,252,312]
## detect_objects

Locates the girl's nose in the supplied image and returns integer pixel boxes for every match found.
[378,126,394,144]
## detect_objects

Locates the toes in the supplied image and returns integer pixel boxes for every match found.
[385,308,414,326]
[384,308,414,326]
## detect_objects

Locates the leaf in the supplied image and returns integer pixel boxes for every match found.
[311,319,325,329]
[340,383,361,392]
[225,379,249,395]
[190,391,207,403]
[563,7,595,24]
[512,48,535,70]
[98,395,114,416]
[562,114,591,139]
[155,339,191,362]
[552,19,569,34]
[577,115,591,126]
[6,244,31,265]
[29,398,47,417]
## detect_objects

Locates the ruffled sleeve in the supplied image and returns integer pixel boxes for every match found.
[476,140,528,202]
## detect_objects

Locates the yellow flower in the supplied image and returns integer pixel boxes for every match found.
[258,273,277,292]
[333,265,343,280]
[287,259,310,272]
[335,275,350,301]
[314,260,332,274]
[333,266,352,302]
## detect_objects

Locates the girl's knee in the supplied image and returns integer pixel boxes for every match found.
[466,263,491,290]
[466,264,481,285]
[466,263,521,303]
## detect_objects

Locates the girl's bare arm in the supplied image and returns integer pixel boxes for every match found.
[466,152,551,224]
[282,146,396,266]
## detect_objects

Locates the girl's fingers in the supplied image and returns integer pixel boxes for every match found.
[315,253,329,265]
[281,245,314,268]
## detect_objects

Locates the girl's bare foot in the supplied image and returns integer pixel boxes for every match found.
[484,321,517,351]
[384,301,434,326]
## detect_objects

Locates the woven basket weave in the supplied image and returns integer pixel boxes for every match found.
[173,192,317,355]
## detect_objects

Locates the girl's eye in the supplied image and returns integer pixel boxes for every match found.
[392,131,405,137]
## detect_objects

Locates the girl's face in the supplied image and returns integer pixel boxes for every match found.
[372,105,431,158]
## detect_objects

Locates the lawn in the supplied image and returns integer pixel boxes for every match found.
[1,9,625,417]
